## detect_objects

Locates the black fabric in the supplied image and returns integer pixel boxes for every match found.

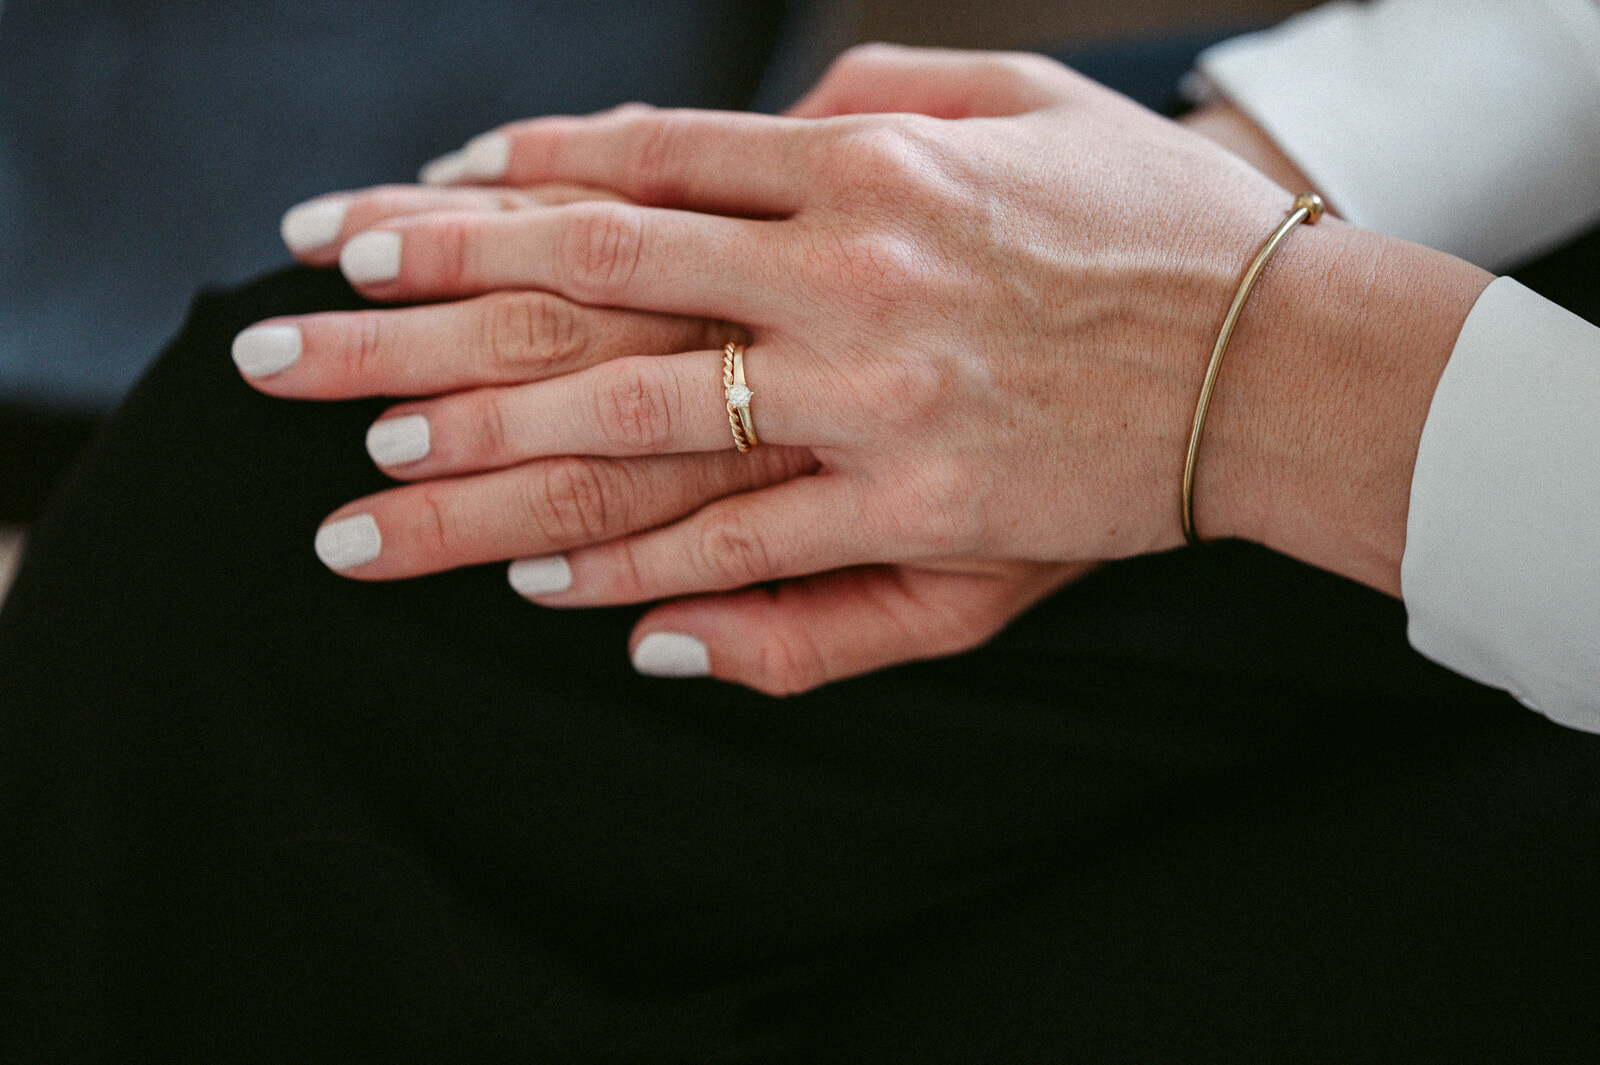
[5,32,1600,1065]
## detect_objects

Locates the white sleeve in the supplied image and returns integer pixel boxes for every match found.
[1402,278,1600,732]
[1193,0,1600,271]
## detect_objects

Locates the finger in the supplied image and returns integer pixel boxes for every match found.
[312,446,816,581]
[336,203,777,321]
[512,474,880,607]
[363,343,835,478]
[231,291,736,396]
[423,106,810,216]
[786,43,1081,119]
[623,561,1082,694]
[279,183,624,264]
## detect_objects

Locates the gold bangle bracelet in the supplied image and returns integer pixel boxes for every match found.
[1181,192,1324,546]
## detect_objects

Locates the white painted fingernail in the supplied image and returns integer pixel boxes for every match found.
[632,632,711,678]
[280,196,349,253]
[314,514,381,571]
[419,150,469,186]
[507,555,573,597]
[365,414,431,466]
[340,231,403,284]
[459,132,511,180]
[232,324,302,378]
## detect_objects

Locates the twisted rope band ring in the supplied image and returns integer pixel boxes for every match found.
[723,341,759,452]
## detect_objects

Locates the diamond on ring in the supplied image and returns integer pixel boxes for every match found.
[723,341,758,452]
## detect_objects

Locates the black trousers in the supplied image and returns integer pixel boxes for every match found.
[5,34,1600,1064]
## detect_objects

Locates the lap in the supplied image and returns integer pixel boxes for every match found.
[5,266,1599,1061]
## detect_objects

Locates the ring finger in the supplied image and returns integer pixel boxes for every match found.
[362,343,843,478]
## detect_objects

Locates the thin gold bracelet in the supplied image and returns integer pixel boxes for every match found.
[1181,192,1324,546]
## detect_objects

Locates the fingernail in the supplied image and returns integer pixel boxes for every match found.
[459,132,510,180]
[232,324,302,378]
[314,514,381,571]
[419,150,469,186]
[340,231,402,284]
[365,414,431,466]
[507,555,572,597]
[632,632,711,678]
[280,196,349,253]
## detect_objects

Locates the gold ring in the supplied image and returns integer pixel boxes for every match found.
[723,341,758,452]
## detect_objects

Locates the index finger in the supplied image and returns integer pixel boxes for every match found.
[428,106,813,217]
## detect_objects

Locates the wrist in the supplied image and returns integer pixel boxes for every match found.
[1192,220,1492,595]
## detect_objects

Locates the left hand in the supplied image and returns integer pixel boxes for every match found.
[328,55,1299,591]
[299,48,1335,692]
[248,54,1105,694]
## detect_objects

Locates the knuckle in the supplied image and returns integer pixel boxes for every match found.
[826,116,965,218]
[348,312,384,380]
[425,217,474,290]
[1000,49,1067,82]
[833,41,901,76]
[479,292,585,374]
[593,358,675,452]
[609,535,651,601]
[528,458,614,543]
[624,115,689,203]
[809,228,929,311]
[835,117,936,187]
[752,630,829,697]
[605,101,656,122]
[695,514,773,588]
[468,389,513,460]
[414,484,466,560]
[563,205,643,301]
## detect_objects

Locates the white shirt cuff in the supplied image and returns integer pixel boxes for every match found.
[1402,278,1600,732]
[1195,0,1600,271]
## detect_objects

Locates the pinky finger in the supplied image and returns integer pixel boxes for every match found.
[623,560,1086,697]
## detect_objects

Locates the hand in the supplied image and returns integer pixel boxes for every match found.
[239,181,816,587]
[258,44,1486,694]
[784,42,1086,119]
[395,43,1485,603]
[331,52,1303,588]
[1179,102,1328,212]
[243,157,1085,695]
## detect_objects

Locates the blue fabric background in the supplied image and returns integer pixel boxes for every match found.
[0,0,787,411]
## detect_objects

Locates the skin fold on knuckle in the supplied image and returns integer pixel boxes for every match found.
[695,513,773,589]
[751,627,830,697]
[412,484,467,565]
[479,292,586,375]
[425,218,475,292]
[526,458,615,544]
[594,359,675,452]
[563,206,643,303]
[624,114,692,204]
[465,389,515,464]
[343,312,385,383]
